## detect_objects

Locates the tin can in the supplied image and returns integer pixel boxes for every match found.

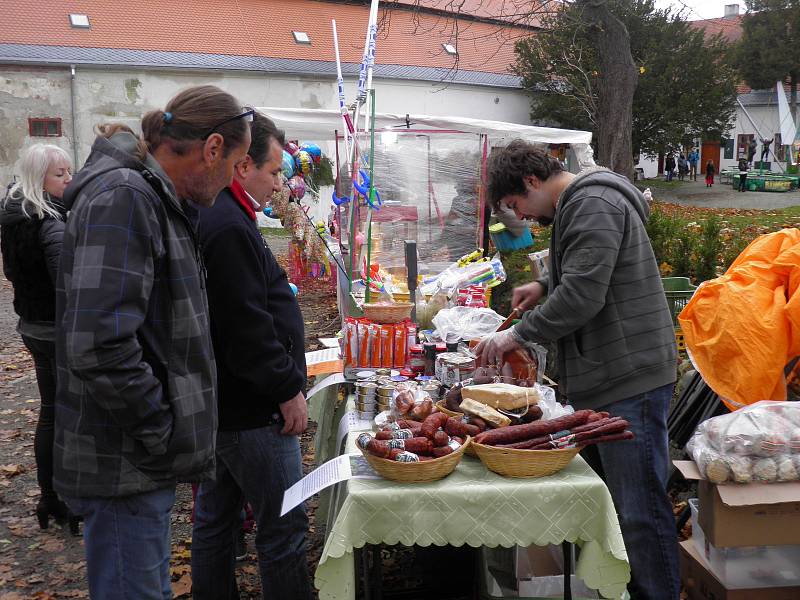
[376,384,395,398]
[438,354,477,386]
[375,368,391,377]
[435,352,462,383]
[355,381,377,394]
[356,370,376,380]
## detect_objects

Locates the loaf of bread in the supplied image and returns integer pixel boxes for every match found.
[461,383,540,411]
[458,398,511,428]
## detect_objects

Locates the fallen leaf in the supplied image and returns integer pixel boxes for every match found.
[0,465,23,478]
[171,573,192,597]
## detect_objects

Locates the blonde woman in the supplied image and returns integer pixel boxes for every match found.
[0,143,77,533]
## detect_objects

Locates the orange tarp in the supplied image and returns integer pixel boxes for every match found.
[678,228,800,411]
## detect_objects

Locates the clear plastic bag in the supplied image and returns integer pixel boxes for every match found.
[686,401,800,483]
[431,306,506,343]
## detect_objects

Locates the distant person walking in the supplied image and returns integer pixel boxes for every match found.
[738,157,749,192]
[664,153,675,182]
[688,148,699,181]
[677,154,688,181]
[704,160,715,187]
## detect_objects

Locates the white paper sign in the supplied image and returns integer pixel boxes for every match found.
[336,410,372,451]
[305,347,341,365]
[318,337,341,349]
[280,453,378,516]
[306,372,347,400]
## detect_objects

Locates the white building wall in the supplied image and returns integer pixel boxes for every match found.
[0,65,533,185]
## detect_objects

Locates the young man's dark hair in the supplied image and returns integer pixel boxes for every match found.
[487,140,564,210]
[247,112,286,167]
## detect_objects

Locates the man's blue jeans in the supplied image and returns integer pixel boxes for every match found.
[64,487,175,600]
[584,383,680,600]
[191,425,312,600]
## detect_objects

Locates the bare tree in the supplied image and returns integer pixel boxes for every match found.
[377,0,639,178]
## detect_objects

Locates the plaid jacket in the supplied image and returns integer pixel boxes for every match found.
[53,133,217,498]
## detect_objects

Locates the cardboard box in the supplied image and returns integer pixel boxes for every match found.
[680,540,800,600]
[674,460,800,547]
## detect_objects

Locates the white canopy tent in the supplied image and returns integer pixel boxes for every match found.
[257,106,595,169]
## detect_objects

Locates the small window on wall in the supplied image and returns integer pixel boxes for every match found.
[736,134,753,159]
[28,118,62,137]
[723,138,734,160]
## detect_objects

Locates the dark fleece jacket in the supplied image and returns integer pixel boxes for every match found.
[195,183,306,431]
[513,169,676,409]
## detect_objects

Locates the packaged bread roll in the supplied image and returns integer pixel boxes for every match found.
[461,383,540,411]
[459,398,511,428]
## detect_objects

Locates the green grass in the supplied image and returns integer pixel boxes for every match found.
[637,178,694,190]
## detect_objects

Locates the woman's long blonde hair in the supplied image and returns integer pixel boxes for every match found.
[7,144,72,220]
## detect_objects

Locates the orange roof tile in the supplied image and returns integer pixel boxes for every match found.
[689,15,743,44]
[0,0,531,75]
[386,0,553,27]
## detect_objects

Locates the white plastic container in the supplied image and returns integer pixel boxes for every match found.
[688,497,800,589]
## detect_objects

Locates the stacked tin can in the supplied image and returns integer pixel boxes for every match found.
[355,381,377,419]
[376,383,394,414]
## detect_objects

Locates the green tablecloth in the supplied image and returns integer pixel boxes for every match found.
[311,408,631,600]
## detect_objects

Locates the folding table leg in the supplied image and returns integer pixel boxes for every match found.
[562,541,572,600]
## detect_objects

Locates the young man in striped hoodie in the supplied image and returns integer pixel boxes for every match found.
[476,140,678,600]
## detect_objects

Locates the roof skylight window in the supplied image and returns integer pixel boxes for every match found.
[292,31,311,44]
[442,43,457,56]
[69,14,91,28]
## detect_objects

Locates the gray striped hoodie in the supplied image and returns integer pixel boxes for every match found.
[513,169,676,409]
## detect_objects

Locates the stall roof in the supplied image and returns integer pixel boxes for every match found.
[258,106,593,146]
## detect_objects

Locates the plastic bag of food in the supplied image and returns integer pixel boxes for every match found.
[686,401,800,483]
[432,306,506,343]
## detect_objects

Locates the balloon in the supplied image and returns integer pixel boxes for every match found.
[281,151,295,179]
[287,175,306,200]
[295,151,313,176]
[284,141,300,156]
[300,143,322,164]
[288,282,298,296]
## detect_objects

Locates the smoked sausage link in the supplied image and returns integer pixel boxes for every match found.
[475,410,593,445]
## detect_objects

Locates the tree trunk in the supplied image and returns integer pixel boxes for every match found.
[579,0,638,180]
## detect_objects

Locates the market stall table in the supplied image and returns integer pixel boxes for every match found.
[308,384,631,600]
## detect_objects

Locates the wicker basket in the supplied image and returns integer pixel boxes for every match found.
[434,401,462,418]
[360,436,471,483]
[362,302,414,324]
[471,442,579,478]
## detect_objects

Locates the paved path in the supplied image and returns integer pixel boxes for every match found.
[639,178,800,209]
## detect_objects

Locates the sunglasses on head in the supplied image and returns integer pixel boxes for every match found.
[202,107,255,139]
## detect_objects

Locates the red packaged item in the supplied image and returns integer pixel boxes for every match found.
[380,325,393,368]
[368,323,381,368]
[358,320,369,367]
[393,322,407,368]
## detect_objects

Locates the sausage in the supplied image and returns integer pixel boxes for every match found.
[475,410,593,446]
[396,419,423,432]
[432,445,454,458]
[376,428,415,440]
[403,436,434,455]
[468,416,487,432]
[572,420,629,443]
[411,398,434,420]
[365,438,394,458]
[395,391,415,415]
[420,412,449,440]
[577,430,635,447]
[569,416,622,435]
[445,417,479,438]
[433,430,450,447]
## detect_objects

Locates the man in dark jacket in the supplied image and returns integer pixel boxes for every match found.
[55,85,251,599]
[475,140,679,600]
[190,112,312,600]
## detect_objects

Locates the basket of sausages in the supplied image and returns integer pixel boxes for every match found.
[471,409,634,478]
[356,412,472,483]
